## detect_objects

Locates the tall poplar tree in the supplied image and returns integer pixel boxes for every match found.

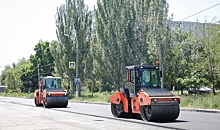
[54,0,92,97]
[94,0,173,90]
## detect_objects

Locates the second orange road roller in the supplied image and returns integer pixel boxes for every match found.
[34,76,68,108]
[110,62,180,122]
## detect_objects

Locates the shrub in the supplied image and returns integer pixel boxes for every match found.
[5,88,13,93]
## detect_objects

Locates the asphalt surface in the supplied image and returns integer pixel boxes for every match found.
[1,96,220,130]
[0,101,170,130]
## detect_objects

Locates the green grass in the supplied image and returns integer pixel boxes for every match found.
[172,90,220,109]
[69,92,112,104]
[172,90,188,95]
[0,92,34,99]
[179,94,220,109]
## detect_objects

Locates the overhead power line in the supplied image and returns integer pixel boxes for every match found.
[180,2,220,21]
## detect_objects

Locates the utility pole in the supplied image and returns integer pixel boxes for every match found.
[76,38,79,98]
[30,58,40,93]
[65,34,80,97]
[159,0,167,89]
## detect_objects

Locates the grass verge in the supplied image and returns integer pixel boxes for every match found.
[0,92,34,99]
[179,94,220,109]
[69,92,112,104]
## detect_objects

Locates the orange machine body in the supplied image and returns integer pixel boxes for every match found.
[110,65,181,122]
[34,76,68,108]
[110,91,180,114]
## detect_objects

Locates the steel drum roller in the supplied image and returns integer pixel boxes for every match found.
[46,96,68,107]
[141,101,180,121]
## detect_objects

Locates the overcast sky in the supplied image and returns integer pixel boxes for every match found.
[0,0,219,71]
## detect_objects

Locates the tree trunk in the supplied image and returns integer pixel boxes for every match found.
[212,74,216,95]
[91,81,94,98]
[181,84,184,95]
[70,80,74,95]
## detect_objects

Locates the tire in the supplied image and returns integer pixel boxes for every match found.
[111,102,124,118]
[34,98,41,107]
[140,105,152,121]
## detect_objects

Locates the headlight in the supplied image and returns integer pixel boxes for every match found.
[47,93,51,96]
[154,99,157,103]
[64,92,67,95]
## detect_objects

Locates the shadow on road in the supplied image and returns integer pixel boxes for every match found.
[156,120,189,123]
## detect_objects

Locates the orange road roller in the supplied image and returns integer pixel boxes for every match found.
[34,76,68,108]
[110,63,180,122]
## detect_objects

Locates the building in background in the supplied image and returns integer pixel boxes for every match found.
[171,21,217,36]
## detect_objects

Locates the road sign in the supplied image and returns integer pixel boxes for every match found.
[69,62,75,69]
[75,76,80,85]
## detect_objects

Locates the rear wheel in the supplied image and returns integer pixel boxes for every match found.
[111,102,124,118]
[34,98,41,107]
[140,105,152,121]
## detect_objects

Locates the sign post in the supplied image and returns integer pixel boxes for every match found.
[75,76,80,85]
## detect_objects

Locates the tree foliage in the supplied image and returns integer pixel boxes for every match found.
[20,40,55,91]
[53,0,92,97]
[93,0,174,91]
[1,58,30,92]
[175,21,220,94]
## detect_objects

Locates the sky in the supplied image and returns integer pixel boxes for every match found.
[0,0,220,72]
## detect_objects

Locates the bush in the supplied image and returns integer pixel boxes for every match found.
[5,88,13,93]
[68,94,76,99]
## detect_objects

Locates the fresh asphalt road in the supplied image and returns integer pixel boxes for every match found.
[0,96,220,130]
[0,101,169,130]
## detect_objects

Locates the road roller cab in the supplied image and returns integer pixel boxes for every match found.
[110,63,180,122]
[34,76,68,108]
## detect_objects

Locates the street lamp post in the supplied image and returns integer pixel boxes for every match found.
[64,34,79,97]
[76,39,79,97]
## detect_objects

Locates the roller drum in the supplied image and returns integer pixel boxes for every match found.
[151,104,180,121]
[46,96,68,107]
[141,101,180,122]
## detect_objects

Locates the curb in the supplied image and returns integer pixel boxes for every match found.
[69,100,110,105]
[69,100,220,114]
[180,108,220,114]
